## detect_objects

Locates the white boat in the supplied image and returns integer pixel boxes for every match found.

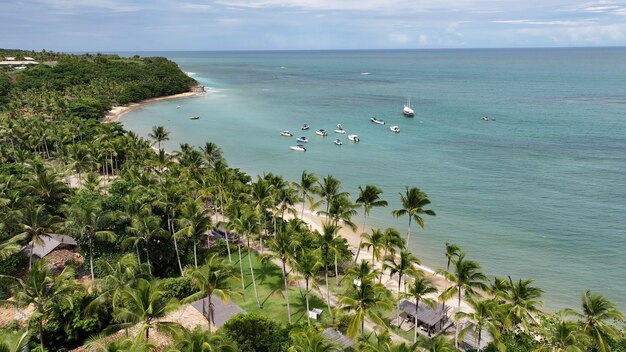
[403,97,414,117]
[334,139,343,146]
[290,145,306,152]
[390,125,400,133]
[281,131,293,137]
[348,134,360,142]
[334,123,346,134]
[371,117,385,125]
[315,129,328,136]
[176,105,181,109]
[296,136,308,143]
[482,116,490,121]
[301,124,310,130]
[190,115,200,120]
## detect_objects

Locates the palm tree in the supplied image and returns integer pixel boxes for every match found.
[392,187,436,243]
[86,335,155,352]
[563,290,624,352]
[384,249,419,322]
[200,141,224,167]
[175,199,212,268]
[183,254,239,333]
[168,326,237,352]
[148,125,170,150]
[288,327,341,352]
[344,260,381,285]
[444,243,461,271]
[0,260,81,351]
[455,297,503,352]
[495,277,544,331]
[315,175,348,220]
[17,204,63,269]
[251,177,274,249]
[406,275,437,342]
[0,330,29,352]
[535,315,587,352]
[65,201,116,280]
[354,185,387,262]
[294,170,319,219]
[265,223,297,323]
[292,250,321,326]
[439,253,487,348]
[339,277,393,338]
[112,278,180,340]
[414,335,458,352]
[382,227,405,257]
[124,214,168,275]
[319,222,339,315]
[230,208,262,309]
[360,228,385,266]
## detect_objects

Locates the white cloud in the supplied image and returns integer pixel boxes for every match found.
[35,0,140,13]
[388,32,411,44]
[492,19,587,26]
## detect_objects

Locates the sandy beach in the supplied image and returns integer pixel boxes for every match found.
[102,91,200,123]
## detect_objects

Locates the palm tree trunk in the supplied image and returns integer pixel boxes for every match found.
[282,260,292,324]
[29,241,34,269]
[193,242,198,268]
[455,287,461,348]
[237,242,245,290]
[300,194,306,219]
[397,277,402,321]
[38,319,45,351]
[324,250,332,316]
[208,294,213,333]
[406,217,412,243]
[334,253,340,286]
[305,279,311,326]
[354,214,367,263]
[221,199,232,263]
[414,300,419,342]
[146,326,150,340]
[168,214,184,275]
[135,243,142,265]
[89,237,95,280]
[247,242,261,308]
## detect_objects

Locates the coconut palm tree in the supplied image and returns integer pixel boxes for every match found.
[112,278,180,340]
[354,184,388,262]
[339,277,393,338]
[230,208,262,309]
[444,243,461,272]
[148,125,170,150]
[319,222,340,315]
[344,260,381,285]
[360,228,386,266]
[251,177,274,249]
[0,260,81,351]
[0,330,29,352]
[183,254,239,333]
[17,204,63,269]
[124,213,168,275]
[405,275,438,342]
[315,175,348,220]
[535,315,587,352]
[263,222,298,323]
[65,200,116,280]
[168,326,237,352]
[439,253,487,348]
[494,277,544,331]
[414,335,458,352]
[455,297,503,352]
[382,227,405,257]
[291,250,321,326]
[563,290,624,352]
[384,249,419,322]
[175,199,212,268]
[288,327,342,352]
[294,170,319,219]
[200,141,224,167]
[392,187,436,243]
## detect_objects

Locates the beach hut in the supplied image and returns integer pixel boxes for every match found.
[191,295,246,329]
[398,299,450,336]
[321,328,354,350]
[22,234,82,271]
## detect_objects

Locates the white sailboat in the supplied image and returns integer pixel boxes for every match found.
[403,96,414,117]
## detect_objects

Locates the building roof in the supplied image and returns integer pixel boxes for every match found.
[321,328,354,349]
[0,61,39,66]
[398,300,448,326]
[4,57,15,60]
[24,57,35,60]
[461,323,493,350]
[27,234,78,258]
[191,296,246,328]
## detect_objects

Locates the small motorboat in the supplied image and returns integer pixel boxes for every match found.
[281,131,293,137]
[296,136,308,143]
[301,124,310,130]
[176,105,181,109]
[334,139,343,146]
[482,116,490,121]
[315,129,328,136]
[290,145,306,152]
[348,134,360,142]
[371,117,385,125]
[190,115,200,120]
[390,125,400,133]
[334,123,346,134]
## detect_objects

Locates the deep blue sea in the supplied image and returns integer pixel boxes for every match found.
[119,48,626,312]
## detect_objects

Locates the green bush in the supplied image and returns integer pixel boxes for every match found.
[222,313,290,352]
[160,276,194,300]
[0,252,28,299]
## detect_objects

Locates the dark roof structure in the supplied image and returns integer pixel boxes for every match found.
[461,323,493,350]
[26,234,78,258]
[398,300,448,326]
[321,328,354,349]
[191,296,246,328]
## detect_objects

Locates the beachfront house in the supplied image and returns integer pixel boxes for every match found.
[191,295,247,329]
[397,300,450,336]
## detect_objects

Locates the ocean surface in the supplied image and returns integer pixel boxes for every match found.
[118,48,626,312]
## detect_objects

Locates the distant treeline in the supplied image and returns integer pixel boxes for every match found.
[0,50,196,119]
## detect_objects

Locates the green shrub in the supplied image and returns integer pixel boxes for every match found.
[222,313,290,352]
[160,276,194,300]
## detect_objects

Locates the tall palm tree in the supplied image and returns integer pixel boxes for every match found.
[288,327,342,352]
[360,228,386,266]
[563,290,624,352]
[535,315,587,352]
[175,199,212,268]
[455,297,503,352]
[265,224,297,323]
[354,185,387,262]
[439,253,487,348]
[414,335,458,352]
[319,222,339,315]
[382,227,405,257]
[315,175,348,220]
[339,277,393,338]
[112,278,180,340]
[183,254,239,333]
[0,260,81,351]
[200,141,224,167]
[230,208,262,309]
[344,260,381,285]
[251,178,274,249]
[148,125,170,150]
[392,187,436,243]
[65,201,116,280]
[291,250,321,326]
[383,249,419,322]
[406,275,437,342]
[17,204,63,269]
[495,277,544,331]
[444,243,461,272]
[124,214,168,275]
[294,170,319,219]
[168,326,237,352]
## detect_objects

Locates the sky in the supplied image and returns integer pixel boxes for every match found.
[1,0,625,51]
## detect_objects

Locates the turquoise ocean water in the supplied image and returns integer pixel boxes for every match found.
[119,48,626,312]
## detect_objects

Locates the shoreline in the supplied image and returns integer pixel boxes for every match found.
[102,90,201,123]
